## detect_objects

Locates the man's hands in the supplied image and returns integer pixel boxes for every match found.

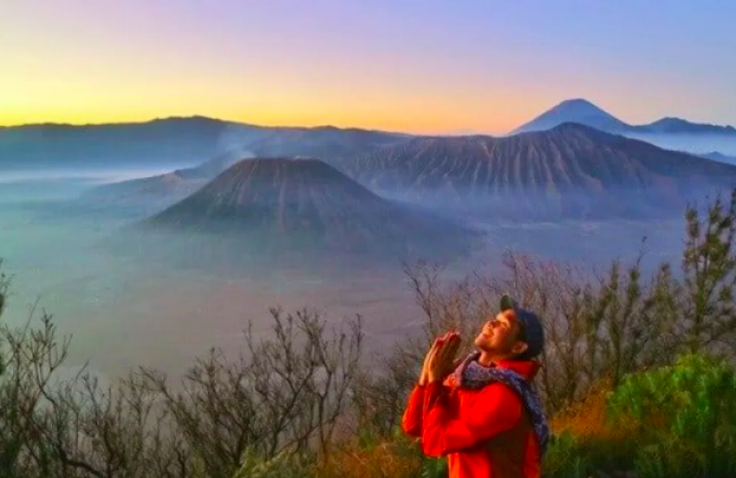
[419,331,462,386]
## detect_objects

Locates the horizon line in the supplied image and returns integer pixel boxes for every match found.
[0,114,504,137]
[2,97,735,133]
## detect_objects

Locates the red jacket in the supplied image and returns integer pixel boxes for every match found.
[401,359,542,478]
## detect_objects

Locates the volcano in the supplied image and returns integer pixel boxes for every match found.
[511,99,632,135]
[342,123,736,220]
[140,157,477,262]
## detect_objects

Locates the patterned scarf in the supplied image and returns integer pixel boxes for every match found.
[451,351,549,455]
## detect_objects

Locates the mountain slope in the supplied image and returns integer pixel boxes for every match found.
[512,99,736,136]
[80,148,256,210]
[511,99,633,135]
[0,116,242,170]
[698,151,736,165]
[639,117,736,135]
[0,117,410,170]
[342,123,736,220]
[139,157,477,261]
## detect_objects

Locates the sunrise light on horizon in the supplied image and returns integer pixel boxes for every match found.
[2,0,736,134]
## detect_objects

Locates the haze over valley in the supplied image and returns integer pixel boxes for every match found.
[1,111,714,383]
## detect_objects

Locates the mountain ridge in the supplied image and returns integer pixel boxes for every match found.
[342,122,736,220]
[0,116,410,170]
[0,115,409,136]
[138,157,478,262]
[511,98,736,136]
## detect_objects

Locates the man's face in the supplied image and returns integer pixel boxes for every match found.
[474,309,528,357]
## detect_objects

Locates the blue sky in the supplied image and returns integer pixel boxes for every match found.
[2,0,735,133]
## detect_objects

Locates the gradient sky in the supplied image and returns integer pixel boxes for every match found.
[2,0,735,134]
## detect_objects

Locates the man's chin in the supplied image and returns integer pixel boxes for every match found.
[474,338,493,350]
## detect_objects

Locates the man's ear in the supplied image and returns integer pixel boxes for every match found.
[512,341,528,356]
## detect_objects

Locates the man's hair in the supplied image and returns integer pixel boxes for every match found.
[516,319,528,343]
[500,294,545,360]
[513,318,532,360]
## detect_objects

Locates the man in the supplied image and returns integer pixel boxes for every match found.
[401,295,549,478]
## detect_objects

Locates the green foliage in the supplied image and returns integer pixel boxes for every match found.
[681,189,736,354]
[369,426,447,478]
[385,427,447,478]
[631,434,711,478]
[232,447,316,478]
[0,261,9,377]
[419,457,447,478]
[607,353,736,478]
[0,262,7,317]
[357,426,447,478]
[541,431,591,478]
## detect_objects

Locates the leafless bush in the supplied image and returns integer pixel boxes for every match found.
[396,191,736,416]
[139,306,364,477]
[0,305,189,478]
[399,249,683,414]
[343,260,495,437]
[1,274,363,478]
[348,342,419,439]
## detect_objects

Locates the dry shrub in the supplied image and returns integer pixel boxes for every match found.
[550,378,638,443]
[546,380,640,475]
[316,439,422,478]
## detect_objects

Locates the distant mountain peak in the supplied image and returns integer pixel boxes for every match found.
[656,116,684,123]
[511,98,631,135]
[512,99,736,139]
[699,151,736,164]
[646,117,693,128]
[641,116,736,134]
[554,98,601,109]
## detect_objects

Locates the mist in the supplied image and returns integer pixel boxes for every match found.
[0,164,696,390]
[623,132,736,157]
[0,167,185,185]
[0,168,427,383]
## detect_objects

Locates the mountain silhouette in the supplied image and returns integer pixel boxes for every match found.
[511,99,736,144]
[638,117,736,135]
[511,99,632,135]
[0,117,408,170]
[81,148,257,210]
[139,157,477,262]
[343,123,736,220]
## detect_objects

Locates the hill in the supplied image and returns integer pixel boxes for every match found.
[79,148,256,210]
[638,117,736,135]
[512,99,736,137]
[699,151,736,165]
[511,98,632,135]
[342,123,736,220]
[0,117,410,171]
[135,157,478,264]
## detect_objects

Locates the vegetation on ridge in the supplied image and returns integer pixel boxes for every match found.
[2,190,736,477]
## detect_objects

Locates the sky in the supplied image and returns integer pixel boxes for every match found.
[1,0,735,135]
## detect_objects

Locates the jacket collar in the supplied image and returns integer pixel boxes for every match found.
[490,358,541,382]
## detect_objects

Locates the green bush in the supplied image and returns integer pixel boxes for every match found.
[606,353,736,478]
[385,426,447,478]
[540,431,590,478]
[232,447,316,478]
